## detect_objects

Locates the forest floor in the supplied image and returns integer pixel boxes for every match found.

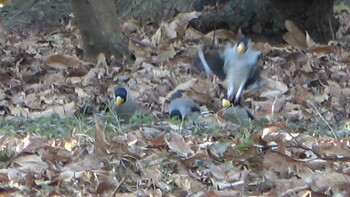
[0,3,349,197]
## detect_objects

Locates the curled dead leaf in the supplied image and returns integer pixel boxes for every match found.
[204,29,236,44]
[263,151,300,177]
[306,172,350,194]
[11,154,49,174]
[165,131,194,158]
[305,31,316,48]
[0,21,6,45]
[260,79,288,98]
[161,11,201,40]
[43,54,85,69]
[94,114,110,154]
[166,78,198,100]
[283,20,307,50]
[307,45,338,54]
[122,19,139,36]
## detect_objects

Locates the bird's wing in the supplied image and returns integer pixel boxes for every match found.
[190,104,201,113]
[222,105,253,127]
[244,47,261,87]
[197,46,226,80]
[197,45,212,75]
[177,98,201,118]
[224,46,260,102]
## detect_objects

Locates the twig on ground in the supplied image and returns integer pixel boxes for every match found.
[307,100,337,140]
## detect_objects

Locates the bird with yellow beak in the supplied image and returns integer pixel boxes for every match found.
[169,97,201,122]
[197,38,261,107]
[112,87,136,123]
[168,90,212,128]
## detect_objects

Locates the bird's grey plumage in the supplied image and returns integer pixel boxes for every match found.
[222,105,254,128]
[197,39,261,104]
[112,87,136,123]
[223,42,260,102]
[197,46,226,80]
[169,98,201,120]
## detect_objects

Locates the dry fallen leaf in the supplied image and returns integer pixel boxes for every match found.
[43,54,85,69]
[306,172,350,194]
[122,19,139,37]
[0,5,349,196]
[0,20,6,45]
[165,78,198,100]
[160,11,201,40]
[94,116,110,154]
[11,154,49,174]
[283,20,307,50]
[305,31,316,48]
[165,131,194,158]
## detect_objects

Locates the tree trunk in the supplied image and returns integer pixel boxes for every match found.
[0,0,341,44]
[71,0,129,62]
[115,0,339,43]
[115,0,192,24]
[190,0,339,43]
[0,0,71,33]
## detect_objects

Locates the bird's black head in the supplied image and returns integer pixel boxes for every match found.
[114,87,127,106]
[170,109,183,120]
[236,38,249,54]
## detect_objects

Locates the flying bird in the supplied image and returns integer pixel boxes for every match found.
[197,38,261,106]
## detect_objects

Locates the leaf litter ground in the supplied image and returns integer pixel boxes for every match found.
[0,6,350,197]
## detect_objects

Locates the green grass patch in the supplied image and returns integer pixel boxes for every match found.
[0,114,93,138]
[0,108,161,138]
[129,111,154,124]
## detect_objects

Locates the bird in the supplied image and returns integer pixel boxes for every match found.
[168,89,212,125]
[197,38,261,106]
[112,87,136,123]
[221,105,255,128]
[169,97,202,122]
